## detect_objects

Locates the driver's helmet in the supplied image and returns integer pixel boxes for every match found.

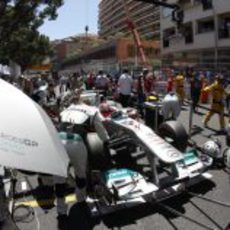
[99,102,114,117]
[99,102,111,112]
[202,140,221,158]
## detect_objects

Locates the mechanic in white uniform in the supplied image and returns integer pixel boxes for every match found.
[95,70,109,97]
[161,92,181,120]
[118,68,133,107]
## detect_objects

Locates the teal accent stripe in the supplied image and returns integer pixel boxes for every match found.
[104,169,137,181]
[59,132,82,141]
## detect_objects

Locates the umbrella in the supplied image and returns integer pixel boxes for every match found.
[0,79,69,177]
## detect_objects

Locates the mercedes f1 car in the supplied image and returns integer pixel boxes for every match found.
[59,90,213,214]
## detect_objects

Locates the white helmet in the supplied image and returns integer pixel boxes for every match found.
[202,140,221,158]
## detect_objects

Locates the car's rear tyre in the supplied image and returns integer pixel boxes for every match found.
[158,121,188,152]
[86,132,110,170]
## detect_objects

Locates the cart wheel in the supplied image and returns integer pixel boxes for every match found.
[200,154,213,167]
[86,132,110,170]
[158,121,188,152]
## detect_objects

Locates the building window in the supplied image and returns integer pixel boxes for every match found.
[201,0,213,10]
[163,28,175,48]
[127,45,135,57]
[219,14,230,39]
[163,39,169,48]
[218,50,230,65]
[197,18,214,33]
[184,23,193,44]
[144,47,155,57]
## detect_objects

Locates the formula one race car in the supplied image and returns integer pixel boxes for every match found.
[59,90,212,214]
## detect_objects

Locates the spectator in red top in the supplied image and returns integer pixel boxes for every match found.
[86,72,94,90]
[167,75,174,92]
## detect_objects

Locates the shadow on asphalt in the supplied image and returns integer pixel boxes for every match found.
[207,131,227,138]
[204,126,221,134]
[187,179,216,195]
[201,126,227,139]
[63,180,216,230]
[189,199,224,230]
[0,216,18,230]
[33,184,55,211]
[67,202,96,230]
[194,110,206,116]
[181,106,188,111]
[191,125,204,136]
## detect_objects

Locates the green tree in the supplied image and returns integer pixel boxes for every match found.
[0,0,63,70]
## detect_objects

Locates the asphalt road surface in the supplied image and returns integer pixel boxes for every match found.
[5,103,230,230]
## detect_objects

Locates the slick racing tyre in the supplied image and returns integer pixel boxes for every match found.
[86,132,110,170]
[158,121,188,152]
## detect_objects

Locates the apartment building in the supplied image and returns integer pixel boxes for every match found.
[161,0,230,70]
[99,0,160,40]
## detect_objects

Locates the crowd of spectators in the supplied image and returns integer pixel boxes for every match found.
[0,66,229,131]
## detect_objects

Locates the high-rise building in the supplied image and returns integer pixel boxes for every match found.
[99,0,160,40]
[161,0,230,70]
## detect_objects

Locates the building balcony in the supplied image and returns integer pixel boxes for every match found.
[194,31,215,49]
[214,0,230,15]
[135,13,159,24]
[218,33,230,48]
[162,31,216,54]
[219,29,230,39]
[130,4,157,15]
[218,12,230,41]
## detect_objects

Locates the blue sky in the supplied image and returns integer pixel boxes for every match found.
[39,0,99,40]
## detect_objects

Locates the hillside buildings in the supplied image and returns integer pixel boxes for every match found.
[60,38,160,74]
[52,34,104,64]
